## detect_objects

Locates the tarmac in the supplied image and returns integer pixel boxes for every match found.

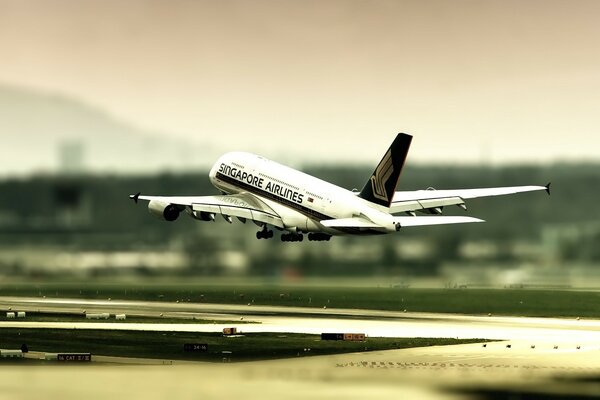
[1,296,599,399]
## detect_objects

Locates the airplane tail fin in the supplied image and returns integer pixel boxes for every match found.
[358,133,412,208]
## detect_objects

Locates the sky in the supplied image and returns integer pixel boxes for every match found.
[1,0,600,167]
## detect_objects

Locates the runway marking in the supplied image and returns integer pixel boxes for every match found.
[334,361,600,372]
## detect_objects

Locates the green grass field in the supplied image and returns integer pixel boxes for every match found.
[1,281,598,318]
[0,328,483,362]
[0,312,250,325]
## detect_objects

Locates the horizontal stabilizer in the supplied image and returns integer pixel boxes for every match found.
[320,218,382,229]
[321,215,484,230]
[394,216,484,227]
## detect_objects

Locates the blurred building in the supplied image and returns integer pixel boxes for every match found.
[58,140,86,175]
[0,164,598,285]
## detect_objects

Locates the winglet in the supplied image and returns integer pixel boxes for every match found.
[545,182,551,195]
[130,192,141,203]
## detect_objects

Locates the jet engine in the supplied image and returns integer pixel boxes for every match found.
[148,200,181,221]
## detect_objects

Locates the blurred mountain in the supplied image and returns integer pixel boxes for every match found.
[0,85,215,176]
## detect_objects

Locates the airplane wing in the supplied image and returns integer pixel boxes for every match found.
[130,192,285,229]
[320,216,484,230]
[390,184,550,214]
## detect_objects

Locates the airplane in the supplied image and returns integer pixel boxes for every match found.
[130,133,550,242]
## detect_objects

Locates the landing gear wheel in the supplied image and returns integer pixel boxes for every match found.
[257,227,273,240]
[281,233,303,242]
[308,232,332,241]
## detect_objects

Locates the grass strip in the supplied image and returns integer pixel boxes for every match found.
[1,283,598,318]
[0,328,484,362]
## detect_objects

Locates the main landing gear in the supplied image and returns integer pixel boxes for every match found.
[307,232,331,241]
[256,226,273,239]
[281,233,303,242]
[257,227,332,242]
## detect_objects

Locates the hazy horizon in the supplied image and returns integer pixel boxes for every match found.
[2,0,600,173]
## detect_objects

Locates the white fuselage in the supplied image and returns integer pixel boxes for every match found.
[208,152,396,235]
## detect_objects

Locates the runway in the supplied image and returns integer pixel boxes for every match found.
[2,295,600,399]
[4,340,600,399]
[1,296,599,347]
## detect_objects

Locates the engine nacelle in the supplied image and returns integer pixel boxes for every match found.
[148,200,181,221]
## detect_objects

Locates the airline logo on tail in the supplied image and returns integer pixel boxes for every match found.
[370,149,394,202]
[358,133,412,208]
